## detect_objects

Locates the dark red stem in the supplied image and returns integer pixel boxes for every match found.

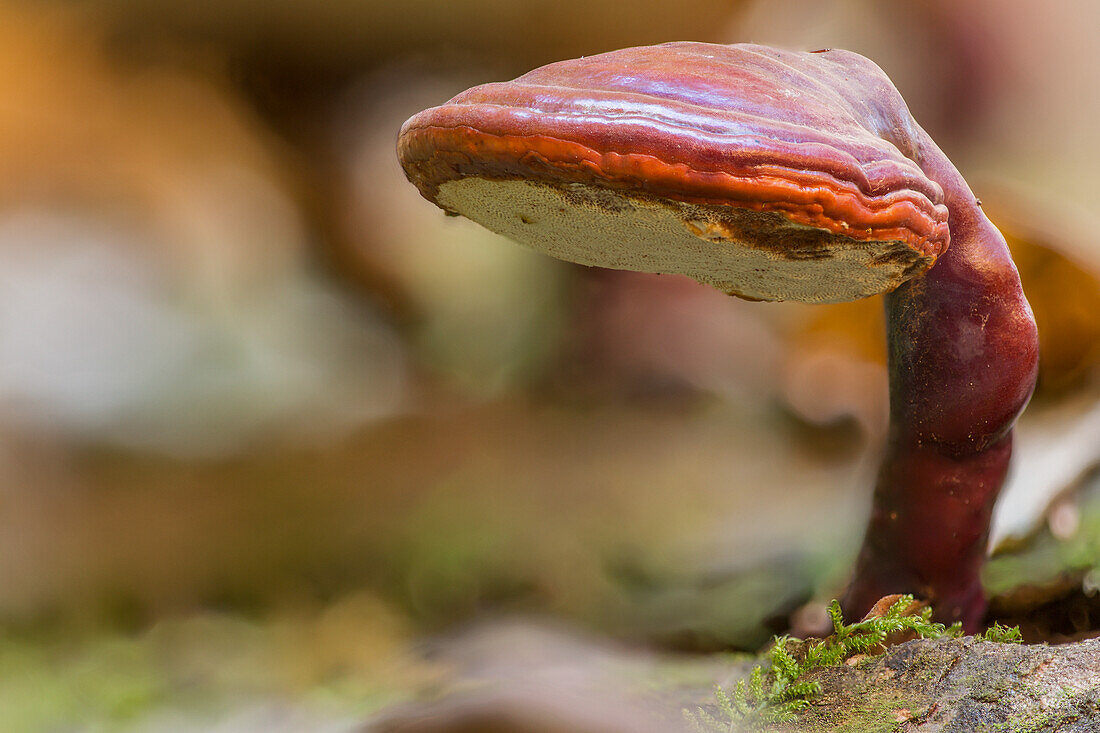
[843,133,1040,631]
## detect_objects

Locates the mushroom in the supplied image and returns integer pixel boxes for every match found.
[396,43,1039,630]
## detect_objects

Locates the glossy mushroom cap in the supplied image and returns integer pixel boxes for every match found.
[398,43,949,303]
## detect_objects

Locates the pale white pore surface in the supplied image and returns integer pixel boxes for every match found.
[438,177,920,303]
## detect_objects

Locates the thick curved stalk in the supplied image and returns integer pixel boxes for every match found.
[843,135,1040,630]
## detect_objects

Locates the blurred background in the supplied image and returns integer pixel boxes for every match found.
[0,0,1098,729]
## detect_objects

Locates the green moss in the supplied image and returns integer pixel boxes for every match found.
[967,673,1012,703]
[684,596,964,732]
[806,691,930,733]
[687,598,1029,732]
[980,623,1024,644]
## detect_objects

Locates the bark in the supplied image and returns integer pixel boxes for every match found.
[789,637,1100,732]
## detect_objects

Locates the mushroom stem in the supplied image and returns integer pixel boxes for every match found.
[843,134,1040,630]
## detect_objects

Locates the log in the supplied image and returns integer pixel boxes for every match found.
[365,622,1100,732]
[788,636,1100,732]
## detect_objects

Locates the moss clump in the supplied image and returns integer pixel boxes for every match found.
[979,622,1024,644]
[685,596,996,732]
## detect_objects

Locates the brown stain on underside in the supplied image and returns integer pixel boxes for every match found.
[677,199,934,271]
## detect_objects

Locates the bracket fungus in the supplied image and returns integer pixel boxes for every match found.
[398,43,1039,630]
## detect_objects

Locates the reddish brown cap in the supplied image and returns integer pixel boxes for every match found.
[398,43,950,303]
